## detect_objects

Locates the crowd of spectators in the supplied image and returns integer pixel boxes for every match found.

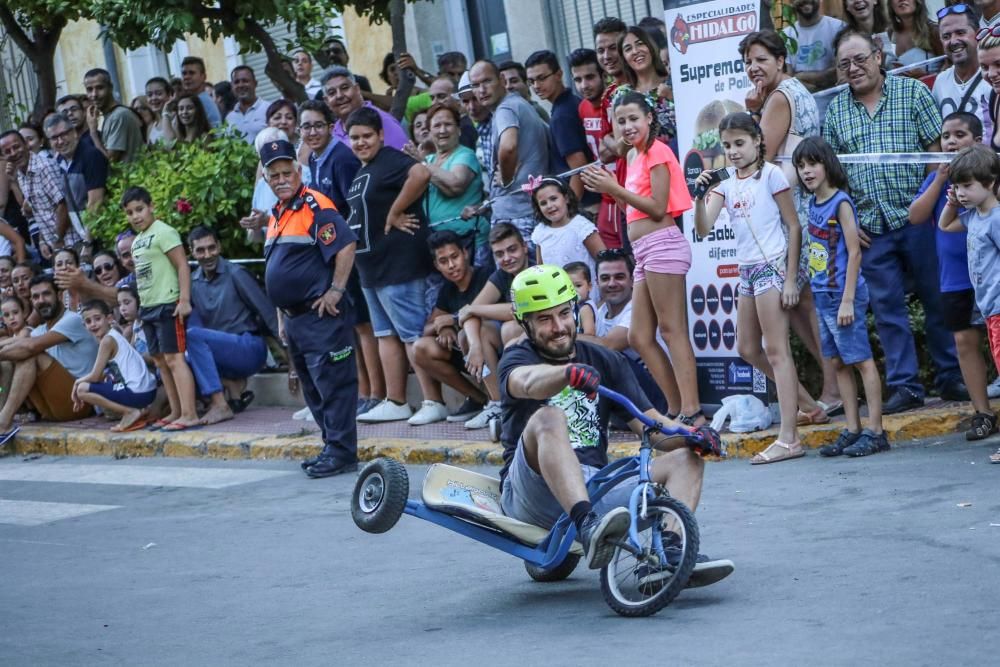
[2,3,1000,467]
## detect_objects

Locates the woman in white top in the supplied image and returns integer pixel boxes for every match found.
[73,300,157,432]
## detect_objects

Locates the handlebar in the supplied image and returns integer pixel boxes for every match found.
[596,386,696,439]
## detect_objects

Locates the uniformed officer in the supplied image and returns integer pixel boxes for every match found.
[260,139,359,478]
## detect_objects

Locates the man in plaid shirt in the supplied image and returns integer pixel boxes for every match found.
[823,29,964,414]
[0,130,81,259]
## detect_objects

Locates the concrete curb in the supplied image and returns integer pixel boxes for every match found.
[0,403,977,465]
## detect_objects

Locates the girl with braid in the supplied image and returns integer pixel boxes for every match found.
[581,89,701,426]
[694,112,807,465]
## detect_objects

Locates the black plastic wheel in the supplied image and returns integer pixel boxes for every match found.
[351,458,409,534]
[600,496,699,617]
[523,554,581,582]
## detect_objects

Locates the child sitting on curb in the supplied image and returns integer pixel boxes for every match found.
[72,300,157,432]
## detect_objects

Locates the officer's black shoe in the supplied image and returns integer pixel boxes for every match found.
[300,454,322,470]
[306,457,359,478]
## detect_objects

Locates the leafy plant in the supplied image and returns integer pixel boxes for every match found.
[86,134,259,259]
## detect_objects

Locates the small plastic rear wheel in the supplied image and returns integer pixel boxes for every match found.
[524,554,581,582]
[600,496,699,617]
[351,458,409,533]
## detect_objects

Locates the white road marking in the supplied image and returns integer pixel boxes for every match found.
[0,499,120,526]
[0,463,294,489]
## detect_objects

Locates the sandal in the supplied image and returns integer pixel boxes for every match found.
[147,418,173,431]
[751,440,805,465]
[677,409,706,428]
[227,390,255,415]
[817,399,844,418]
[966,411,999,441]
[797,406,830,426]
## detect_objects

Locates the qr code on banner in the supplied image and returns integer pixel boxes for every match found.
[752,367,767,394]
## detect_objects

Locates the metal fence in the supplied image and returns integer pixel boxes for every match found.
[546,0,657,59]
[0,29,37,128]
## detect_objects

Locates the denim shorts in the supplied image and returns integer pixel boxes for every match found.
[500,436,636,529]
[362,278,429,343]
[814,285,873,365]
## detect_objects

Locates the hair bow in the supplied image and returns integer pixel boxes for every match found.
[521,174,546,193]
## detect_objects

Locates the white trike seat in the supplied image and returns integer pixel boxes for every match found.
[421,463,583,555]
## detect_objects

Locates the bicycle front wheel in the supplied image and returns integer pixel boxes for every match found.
[600,496,699,617]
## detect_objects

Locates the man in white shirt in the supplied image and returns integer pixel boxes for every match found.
[292,49,323,99]
[936,4,996,144]
[225,66,270,143]
[782,0,844,93]
[579,250,670,416]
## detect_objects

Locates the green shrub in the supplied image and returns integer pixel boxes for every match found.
[87,134,260,259]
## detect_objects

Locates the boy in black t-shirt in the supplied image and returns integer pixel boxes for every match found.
[345,107,433,425]
[409,231,493,426]
[456,223,534,430]
[498,265,731,584]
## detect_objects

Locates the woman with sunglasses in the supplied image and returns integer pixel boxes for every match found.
[91,251,125,289]
[888,0,944,76]
[978,23,1000,150]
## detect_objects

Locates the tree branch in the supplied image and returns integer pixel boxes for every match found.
[0,4,38,56]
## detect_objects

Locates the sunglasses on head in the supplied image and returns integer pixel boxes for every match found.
[978,24,1000,41]
[938,3,972,20]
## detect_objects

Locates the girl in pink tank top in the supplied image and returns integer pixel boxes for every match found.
[580,89,703,425]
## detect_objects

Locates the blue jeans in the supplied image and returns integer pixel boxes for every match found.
[861,223,960,397]
[185,328,268,397]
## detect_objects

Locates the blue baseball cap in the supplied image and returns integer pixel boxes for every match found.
[259,139,297,167]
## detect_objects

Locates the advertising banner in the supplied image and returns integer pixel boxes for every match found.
[664,0,770,405]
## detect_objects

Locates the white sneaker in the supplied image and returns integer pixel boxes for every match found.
[358,399,413,423]
[464,401,501,429]
[989,376,1000,399]
[292,407,314,422]
[407,400,450,426]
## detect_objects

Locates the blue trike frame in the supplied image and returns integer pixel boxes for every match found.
[401,386,708,570]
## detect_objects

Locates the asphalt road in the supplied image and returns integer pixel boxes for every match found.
[1,434,998,666]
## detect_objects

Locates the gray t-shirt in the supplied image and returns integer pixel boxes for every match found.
[31,310,99,378]
[960,207,1000,318]
[490,93,550,219]
[101,106,144,163]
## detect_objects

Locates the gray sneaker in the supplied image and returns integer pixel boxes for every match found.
[578,507,630,569]
[446,397,485,423]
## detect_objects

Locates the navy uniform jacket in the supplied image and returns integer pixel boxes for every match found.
[263,186,357,310]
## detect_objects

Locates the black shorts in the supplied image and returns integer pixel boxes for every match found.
[140,304,186,355]
[449,346,465,372]
[348,269,370,326]
[941,289,984,332]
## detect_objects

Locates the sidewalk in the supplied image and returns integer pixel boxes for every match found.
[1,397,988,465]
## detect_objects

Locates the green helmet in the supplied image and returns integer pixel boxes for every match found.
[511,265,578,321]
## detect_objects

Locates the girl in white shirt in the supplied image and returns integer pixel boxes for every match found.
[694,111,807,465]
[73,299,158,432]
[529,178,606,289]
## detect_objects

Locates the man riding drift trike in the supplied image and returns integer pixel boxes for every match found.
[352,265,733,616]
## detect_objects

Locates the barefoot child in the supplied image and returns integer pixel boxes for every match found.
[564,261,597,335]
[122,186,201,431]
[793,137,888,458]
[938,144,1000,463]
[581,90,701,423]
[694,112,806,464]
[909,112,997,441]
[72,300,157,432]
